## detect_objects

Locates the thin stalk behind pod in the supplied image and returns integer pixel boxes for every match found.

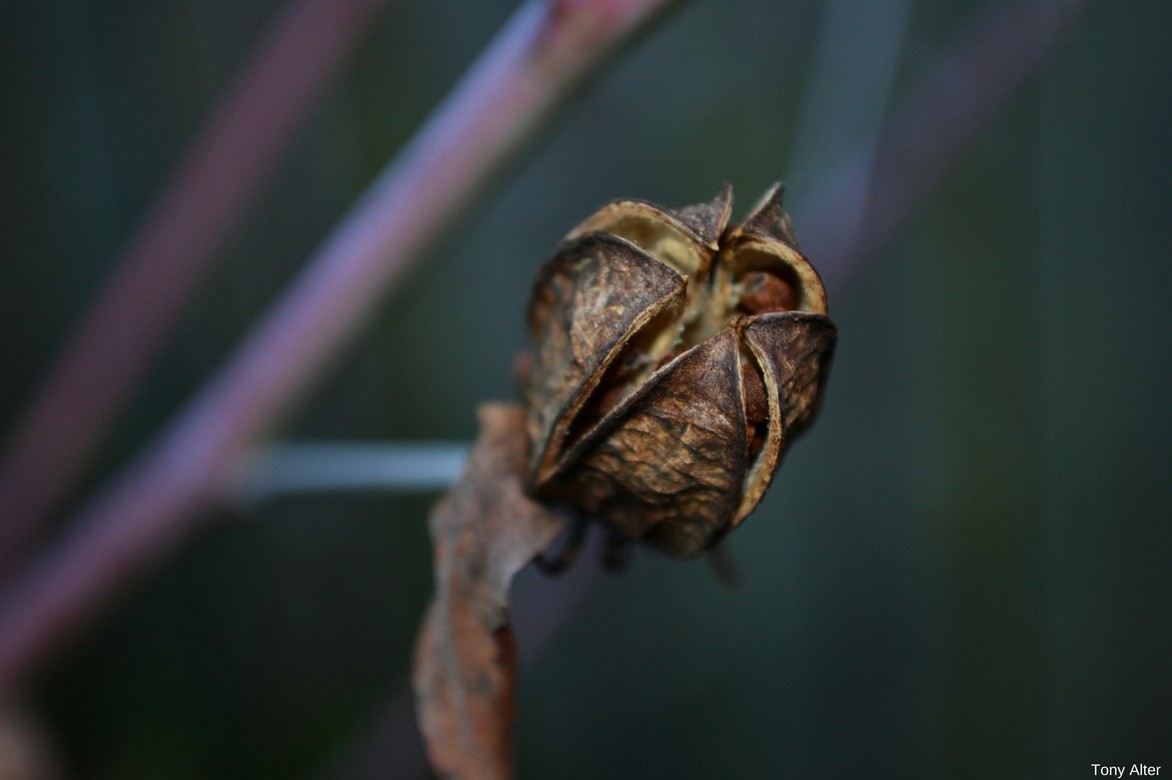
[523,184,836,557]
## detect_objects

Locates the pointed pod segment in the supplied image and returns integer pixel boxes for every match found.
[734,312,837,527]
[553,328,748,557]
[526,232,687,483]
[721,183,828,317]
[566,184,732,259]
[524,186,836,558]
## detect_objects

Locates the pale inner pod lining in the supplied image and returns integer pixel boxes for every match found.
[594,216,716,330]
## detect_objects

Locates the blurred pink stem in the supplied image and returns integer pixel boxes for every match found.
[0,0,682,693]
[0,0,393,581]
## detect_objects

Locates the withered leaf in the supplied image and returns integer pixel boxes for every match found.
[413,403,566,780]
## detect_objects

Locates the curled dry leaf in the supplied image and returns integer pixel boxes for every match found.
[524,185,836,557]
[413,403,566,780]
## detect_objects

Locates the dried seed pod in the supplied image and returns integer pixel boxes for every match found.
[524,185,836,557]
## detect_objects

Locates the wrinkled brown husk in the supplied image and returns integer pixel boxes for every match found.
[523,185,836,556]
[553,327,748,556]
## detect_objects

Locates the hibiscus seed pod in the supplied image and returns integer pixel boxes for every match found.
[523,184,836,558]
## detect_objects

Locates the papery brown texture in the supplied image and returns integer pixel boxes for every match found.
[524,185,836,557]
[413,404,566,780]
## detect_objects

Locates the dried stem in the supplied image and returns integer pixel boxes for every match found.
[412,404,566,780]
[0,0,393,581]
[0,0,683,694]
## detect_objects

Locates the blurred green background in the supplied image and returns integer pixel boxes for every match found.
[1,0,1169,777]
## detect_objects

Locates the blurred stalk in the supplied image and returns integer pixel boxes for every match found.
[808,0,1090,293]
[785,0,915,271]
[0,0,684,694]
[231,441,471,506]
[0,0,394,582]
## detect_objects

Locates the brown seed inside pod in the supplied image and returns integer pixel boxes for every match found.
[736,269,799,314]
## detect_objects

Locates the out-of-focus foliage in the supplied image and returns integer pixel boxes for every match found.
[0,0,1169,777]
